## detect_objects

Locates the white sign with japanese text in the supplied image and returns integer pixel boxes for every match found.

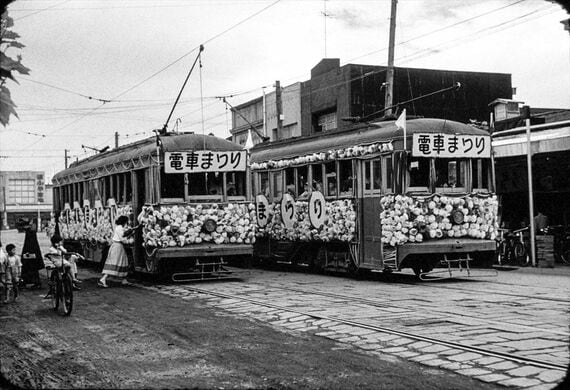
[412,133,491,158]
[165,150,247,173]
[281,193,296,229]
[308,191,326,229]
[256,194,269,228]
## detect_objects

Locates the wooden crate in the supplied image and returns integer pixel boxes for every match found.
[536,235,554,268]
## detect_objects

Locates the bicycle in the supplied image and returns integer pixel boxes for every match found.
[44,252,80,316]
[497,227,530,267]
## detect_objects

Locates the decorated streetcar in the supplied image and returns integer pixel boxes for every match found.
[49,132,255,281]
[250,118,498,279]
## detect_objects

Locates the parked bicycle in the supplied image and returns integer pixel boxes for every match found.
[44,252,83,316]
[541,225,570,265]
[497,227,530,267]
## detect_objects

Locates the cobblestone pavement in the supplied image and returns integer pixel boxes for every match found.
[143,269,569,389]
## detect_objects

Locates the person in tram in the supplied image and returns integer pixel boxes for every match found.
[48,235,82,291]
[299,183,311,199]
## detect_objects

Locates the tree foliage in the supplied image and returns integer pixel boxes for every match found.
[1,4,30,127]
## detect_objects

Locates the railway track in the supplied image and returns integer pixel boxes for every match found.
[172,283,567,372]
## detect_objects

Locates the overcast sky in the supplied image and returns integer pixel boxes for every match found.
[1,0,569,182]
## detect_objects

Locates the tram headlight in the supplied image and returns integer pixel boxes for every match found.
[203,218,217,233]
[452,210,465,225]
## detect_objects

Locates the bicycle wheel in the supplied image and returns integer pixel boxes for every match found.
[61,273,73,316]
[514,242,529,267]
[50,270,60,311]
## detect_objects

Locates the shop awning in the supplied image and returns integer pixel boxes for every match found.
[492,122,570,158]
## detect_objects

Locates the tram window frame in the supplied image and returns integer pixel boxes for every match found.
[312,163,324,193]
[297,165,309,198]
[383,155,393,193]
[362,158,382,195]
[257,171,270,198]
[160,168,185,202]
[284,167,295,197]
[435,158,468,193]
[407,157,430,193]
[271,170,283,201]
[324,161,337,198]
[472,158,491,192]
[338,159,354,197]
[226,171,247,201]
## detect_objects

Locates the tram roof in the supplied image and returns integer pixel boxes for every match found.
[53,133,243,184]
[250,118,489,163]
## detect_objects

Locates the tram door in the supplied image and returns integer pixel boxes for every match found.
[132,169,146,269]
[360,159,383,268]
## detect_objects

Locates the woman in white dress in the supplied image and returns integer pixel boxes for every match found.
[98,216,133,288]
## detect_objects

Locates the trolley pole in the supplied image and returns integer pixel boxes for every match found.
[522,106,536,267]
[276,80,283,139]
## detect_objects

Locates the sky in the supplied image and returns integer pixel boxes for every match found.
[1,0,569,183]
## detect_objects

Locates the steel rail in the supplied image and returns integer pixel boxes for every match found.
[181,285,567,371]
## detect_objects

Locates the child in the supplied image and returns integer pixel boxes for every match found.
[48,235,81,291]
[1,244,22,303]
[99,215,134,288]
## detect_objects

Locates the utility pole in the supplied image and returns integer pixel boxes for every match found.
[384,0,398,117]
[115,132,119,148]
[523,106,536,267]
[64,149,69,169]
[275,80,283,140]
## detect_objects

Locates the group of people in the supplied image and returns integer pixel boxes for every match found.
[1,215,137,303]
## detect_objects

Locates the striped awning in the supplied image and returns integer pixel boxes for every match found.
[492,122,570,158]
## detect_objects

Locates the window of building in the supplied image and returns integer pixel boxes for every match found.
[315,110,337,132]
[8,178,36,204]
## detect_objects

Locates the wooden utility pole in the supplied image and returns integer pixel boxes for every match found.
[115,132,119,148]
[64,149,69,169]
[275,80,283,140]
[384,0,398,117]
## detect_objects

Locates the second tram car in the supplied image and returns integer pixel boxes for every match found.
[50,132,255,281]
[250,118,498,279]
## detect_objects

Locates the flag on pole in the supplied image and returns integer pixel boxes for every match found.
[395,109,407,150]
[244,129,254,150]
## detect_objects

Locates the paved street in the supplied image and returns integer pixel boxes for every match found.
[1,229,569,389]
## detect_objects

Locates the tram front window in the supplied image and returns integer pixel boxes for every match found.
[473,159,490,191]
[161,170,184,199]
[188,173,206,195]
[435,158,467,191]
[408,157,429,191]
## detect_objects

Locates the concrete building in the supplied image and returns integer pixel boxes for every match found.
[231,58,513,145]
[0,171,53,230]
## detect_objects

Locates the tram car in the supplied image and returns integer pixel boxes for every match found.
[250,118,498,279]
[50,132,255,281]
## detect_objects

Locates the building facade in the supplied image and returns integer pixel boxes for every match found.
[231,58,513,145]
[0,170,53,230]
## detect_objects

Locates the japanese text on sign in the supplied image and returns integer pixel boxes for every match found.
[281,193,296,229]
[412,133,491,158]
[256,195,269,228]
[308,191,326,229]
[165,151,247,173]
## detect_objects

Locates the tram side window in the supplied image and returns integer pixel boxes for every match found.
[384,156,393,193]
[297,166,309,198]
[473,159,490,190]
[258,171,270,197]
[285,167,295,197]
[408,157,430,191]
[161,169,185,199]
[373,160,381,190]
[324,161,337,197]
[272,171,283,200]
[312,164,323,192]
[435,159,467,191]
[364,161,372,191]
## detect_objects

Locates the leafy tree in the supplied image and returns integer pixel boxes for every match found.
[1,3,30,127]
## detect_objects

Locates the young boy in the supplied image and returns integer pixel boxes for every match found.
[1,244,22,303]
[48,236,81,291]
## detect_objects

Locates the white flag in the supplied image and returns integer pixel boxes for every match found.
[244,129,254,150]
[395,109,407,150]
